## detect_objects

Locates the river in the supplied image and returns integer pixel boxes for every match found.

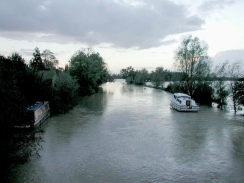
[9,79,244,182]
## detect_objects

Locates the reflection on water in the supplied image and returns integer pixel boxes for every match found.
[9,79,244,182]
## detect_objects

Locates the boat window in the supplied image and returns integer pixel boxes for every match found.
[178,96,190,99]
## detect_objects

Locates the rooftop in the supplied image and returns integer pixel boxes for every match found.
[27,101,44,111]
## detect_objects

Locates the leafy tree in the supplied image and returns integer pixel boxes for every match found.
[69,48,109,95]
[192,83,213,105]
[38,68,79,113]
[30,47,45,71]
[174,35,210,96]
[0,53,29,126]
[169,72,186,81]
[151,67,166,88]
[164,81,186,93]
[120,66,136,84]
[0,54,43,179]
[64,64,69,72]
[134,68,149,85]
[51,72,79,113]
[41,49,59,70]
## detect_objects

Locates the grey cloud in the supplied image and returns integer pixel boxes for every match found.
[0,0,204,49]
[19,49,33,55]
[160,39,177,45]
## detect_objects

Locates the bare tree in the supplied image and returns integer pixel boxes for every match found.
[174,35,210,96]
[212,61,229,109]
[226,61,243,113]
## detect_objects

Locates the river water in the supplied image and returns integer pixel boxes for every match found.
[10,79,244,182]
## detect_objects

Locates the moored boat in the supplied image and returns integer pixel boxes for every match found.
[15,101,50,129]
[170,93,199,112]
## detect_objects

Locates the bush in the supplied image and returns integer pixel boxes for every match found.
[51,72,79,113]
[192,83,213,105]
[39,69,79,114]
[164,82,185,93]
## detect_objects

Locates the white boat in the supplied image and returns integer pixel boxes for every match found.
[170,93,199,112]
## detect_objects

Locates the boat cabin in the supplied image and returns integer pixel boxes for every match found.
[27,101,50,128]
[170,93,199,112]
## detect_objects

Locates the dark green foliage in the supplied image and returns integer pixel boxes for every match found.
[164,82,186,94]
[120,66,136,84]
[41,49,59,70]
[41,70,78,114]
[236,81,244,105]
[0,54,44,180]
[192,83,213,105]
[29,47,45,71]
[134,68,149,85]
[69,48,109,95]
[0,53,29,126]
[151,67,166,88]
[134,74,144,85]
[110,73,122,79]
[120,66,187,86]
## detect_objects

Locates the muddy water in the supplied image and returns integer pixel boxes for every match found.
[10,79,244,182]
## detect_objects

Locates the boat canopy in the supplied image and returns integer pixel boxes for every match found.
[174,93,191,99]
[27,101,44,111]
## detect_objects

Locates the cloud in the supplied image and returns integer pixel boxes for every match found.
[0,0,204,49]
[198,0,236,12]
[160,39,177,45]
[212,49,244,63]
[19,49,34,55]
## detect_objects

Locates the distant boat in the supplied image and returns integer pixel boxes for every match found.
[170,93,199,112]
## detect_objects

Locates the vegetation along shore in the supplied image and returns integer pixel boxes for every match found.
[0,47,112,181]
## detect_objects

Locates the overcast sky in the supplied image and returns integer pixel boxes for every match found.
[0,0,244,73]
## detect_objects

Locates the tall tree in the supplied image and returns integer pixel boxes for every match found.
[212,61,229,109]
[30,47,45,71]
[226,61,243,113]
[174,35,210,96]
[151,67,166,88]
[120,66,136,84]
[0,54,43,177]
[134,68,149,85]
[41,49,59,70]
[69,48,109,95]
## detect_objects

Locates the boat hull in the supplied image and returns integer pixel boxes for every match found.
[170,101,199,112]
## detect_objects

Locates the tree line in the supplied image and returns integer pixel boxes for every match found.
[120,36,244,110]
[119,66,185,85]
[0,47,111,178]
